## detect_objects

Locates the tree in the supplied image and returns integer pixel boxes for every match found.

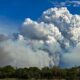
[41,67,52,79]
[51,66,62,79]
[0,65,15,78]
[66,67,78,80]
[15,68,29,79]
[28,67,41,79]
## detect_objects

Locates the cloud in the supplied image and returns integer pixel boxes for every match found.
[0,39,51,68]
[0,7,80,68]
[0,46,13,67]
[41,7,80,46]
[51,0,80,7]
[21,18,63,41]
[20,7,80,67]
[61,43,80,68]
[0,34,9,41]
[67,0,80,7]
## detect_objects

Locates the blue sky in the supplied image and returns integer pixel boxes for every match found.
[0,0,80,34]
[0,0,80,23]
[0,0,52,22]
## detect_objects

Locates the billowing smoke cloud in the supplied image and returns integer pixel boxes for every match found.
[0,7,80,68]
[0,39,51,68]
[61,43,80,67]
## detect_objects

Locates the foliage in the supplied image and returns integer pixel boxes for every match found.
[0,65,80,79]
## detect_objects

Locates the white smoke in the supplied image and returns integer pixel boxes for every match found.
[0,39,51,68]
[61,43,80,67]
[0,7,80,68]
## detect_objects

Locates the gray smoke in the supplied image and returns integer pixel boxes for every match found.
[0,7,80,68]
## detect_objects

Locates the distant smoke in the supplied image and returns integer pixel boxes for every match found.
[0,7,80,68]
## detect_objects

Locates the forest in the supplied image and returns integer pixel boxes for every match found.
[0,65,80,80]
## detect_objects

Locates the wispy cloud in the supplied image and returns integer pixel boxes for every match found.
[51,0,80,7]
[67,0,80,7]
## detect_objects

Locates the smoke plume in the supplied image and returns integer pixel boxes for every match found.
[0,7,80,68]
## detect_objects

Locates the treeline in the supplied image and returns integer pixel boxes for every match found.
[0,65,80,79]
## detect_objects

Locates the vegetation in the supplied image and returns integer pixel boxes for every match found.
[0,65,80,79]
